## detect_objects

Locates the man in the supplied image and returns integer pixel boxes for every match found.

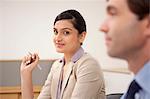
[100,0,150,99]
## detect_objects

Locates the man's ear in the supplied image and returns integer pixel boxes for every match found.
[79,31,86,44]
[144,15,150,37]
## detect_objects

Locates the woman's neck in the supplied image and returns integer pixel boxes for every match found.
[64,47,81,64]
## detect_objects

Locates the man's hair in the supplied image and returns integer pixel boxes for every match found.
[127,0,149,20]
[106,0,149,20]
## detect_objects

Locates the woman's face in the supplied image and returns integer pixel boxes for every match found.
[53,20,84,55]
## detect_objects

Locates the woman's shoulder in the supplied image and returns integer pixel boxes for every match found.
[76,52,101,68]
[50,59,63,70]
[79,52,98,63]
[75,52,104,77]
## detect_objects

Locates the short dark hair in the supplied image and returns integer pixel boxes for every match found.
[54,9,86,34]
[127,0,149,20]
[106,0,149,20]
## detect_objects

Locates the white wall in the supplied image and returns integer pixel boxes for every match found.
[104,71,133,94]
[0,1,132,94]
[0,2,3,59]
[0,0,127,69]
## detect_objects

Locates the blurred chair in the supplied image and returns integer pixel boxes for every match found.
[106,93,123,99]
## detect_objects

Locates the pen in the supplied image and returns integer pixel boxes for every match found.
[28,52,42,70]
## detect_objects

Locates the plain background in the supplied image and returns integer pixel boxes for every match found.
[0,0,132,94]
[0,0,127,69]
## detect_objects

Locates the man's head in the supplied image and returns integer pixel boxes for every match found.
[106,0,149,20]
[100,0,150,60]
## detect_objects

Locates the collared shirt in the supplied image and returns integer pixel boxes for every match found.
[121,60,150,99]
[56,47,84,99]
[59,47,85,64]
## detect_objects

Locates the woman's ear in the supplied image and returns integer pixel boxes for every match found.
[79,32,86,44]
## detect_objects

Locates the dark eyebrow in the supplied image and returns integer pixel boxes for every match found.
[106,5,117,12]
[53,27,73,31]
[62,28,73,31]
[53,28,56,31]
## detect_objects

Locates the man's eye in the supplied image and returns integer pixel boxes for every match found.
[110,12,116,16]
[109,10,117,16]
[63,31,70,35]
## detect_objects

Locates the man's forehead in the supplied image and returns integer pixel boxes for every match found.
[106,0,127,9]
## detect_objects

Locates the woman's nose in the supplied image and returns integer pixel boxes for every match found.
[55,33,63,41]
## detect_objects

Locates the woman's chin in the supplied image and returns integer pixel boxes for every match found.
[56,49,64,53]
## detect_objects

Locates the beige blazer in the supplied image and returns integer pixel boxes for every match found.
[38,53,106,99]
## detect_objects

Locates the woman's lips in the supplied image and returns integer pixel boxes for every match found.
[55,43,65,48]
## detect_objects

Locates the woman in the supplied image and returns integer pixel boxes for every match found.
[20,9,106,99]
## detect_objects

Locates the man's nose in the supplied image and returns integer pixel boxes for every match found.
[99,20,109,33]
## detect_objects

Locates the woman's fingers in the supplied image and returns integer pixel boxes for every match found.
[29,53,40,70]
[20,53,39,72]
[21,56,26,64]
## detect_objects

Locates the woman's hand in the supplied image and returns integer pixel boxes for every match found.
[20,53,39,74]
[20,53,39,99]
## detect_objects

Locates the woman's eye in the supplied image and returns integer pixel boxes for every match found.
[63,31,70,35]
[54,30,58,35]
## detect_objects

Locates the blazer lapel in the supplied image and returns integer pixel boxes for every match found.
[55,62,63,96]
[60,62,74,98]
